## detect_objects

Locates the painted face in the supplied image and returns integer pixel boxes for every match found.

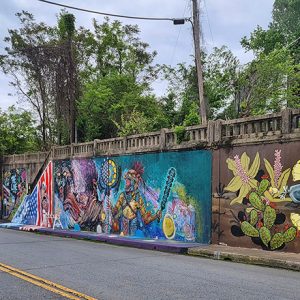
[124,170,137,192]
[42,197,48,211]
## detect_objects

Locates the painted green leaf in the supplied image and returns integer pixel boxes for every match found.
[270,233,284,250]
[241,152,250,171]
[283,227,297,243]
[278,168,291,194]
[258,179,270,195]
[230,184,251,205]
[264,206,276,229]
[249,209,258,226]
[248,152,260,178]
[264,158,275,187]
[225,176,242,192]
[259,226,271,247]
[226,158,237,176]
[249,192,265,211]
[241,221,259,237]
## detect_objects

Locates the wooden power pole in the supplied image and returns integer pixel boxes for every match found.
[192,0,207,124]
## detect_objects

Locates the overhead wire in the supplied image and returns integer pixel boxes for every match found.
[203,0,214,47]
[169,0,190,65]
[37,0,188,22]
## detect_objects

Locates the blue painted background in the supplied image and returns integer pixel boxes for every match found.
[54,150,212,243]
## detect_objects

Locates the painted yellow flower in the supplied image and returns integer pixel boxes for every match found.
[292,160,300,182]
[225,152,260,205]
[263,150,291,202]
[290,213,300,230]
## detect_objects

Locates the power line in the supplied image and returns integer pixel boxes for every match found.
[203,0,214,47]
[38,0,188,22]
[170,0,190,65]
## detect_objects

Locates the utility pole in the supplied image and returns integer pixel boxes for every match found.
[192,0,207,124]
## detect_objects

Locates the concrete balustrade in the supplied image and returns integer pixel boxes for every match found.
[2,108,300,166]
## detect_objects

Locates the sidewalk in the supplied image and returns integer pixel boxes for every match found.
[188,244,300,271]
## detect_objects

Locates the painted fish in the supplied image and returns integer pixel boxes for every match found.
[289,184,300,204]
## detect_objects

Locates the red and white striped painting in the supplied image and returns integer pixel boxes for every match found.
[36,161,53,227]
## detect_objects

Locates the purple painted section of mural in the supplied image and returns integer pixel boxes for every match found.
[54,150,212,243]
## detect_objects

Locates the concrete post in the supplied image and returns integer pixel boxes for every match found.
[281,108,292,134]
[123,136,128,151]
[160,128,167,150]
[70,144,74,157]
[93,140,97,156]
[207,120,215,144]
[214,120,223,143]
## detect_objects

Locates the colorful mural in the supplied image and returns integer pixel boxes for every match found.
[9,162,53,227]
[225,150,300,250]
[54,151,212,243]
[36,162,53,227]
[11,186,38,225]
[2,168,27,219]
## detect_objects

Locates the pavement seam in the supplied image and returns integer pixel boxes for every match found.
[187,248,300,272]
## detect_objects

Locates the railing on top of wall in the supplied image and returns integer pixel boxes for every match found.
[2,108,300,164]
[2,151,49,165]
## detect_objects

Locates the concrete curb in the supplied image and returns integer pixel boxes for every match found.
[36,228,201,254]
[187,247,300,272]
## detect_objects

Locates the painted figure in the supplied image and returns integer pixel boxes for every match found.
[40,183,50,227]
[112,163,161,236]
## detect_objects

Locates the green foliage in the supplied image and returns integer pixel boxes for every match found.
[237,48,300,116]
[241,221,259,237]
[0,106,39,154]
[58,12,75,38]
[183,102,201,126]
[174,126,188,144]
[203,46,240,118]
[162,46,240,121]
[237,0,300,116]
[77,73,167,140]
[114,109,152,137]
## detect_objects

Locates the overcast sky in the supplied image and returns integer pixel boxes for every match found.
[0,0,274,110]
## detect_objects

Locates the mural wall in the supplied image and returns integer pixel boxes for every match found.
[10,162,53,227]
[11,186,38,225]
[2,168,27,220]
[212,141,300,252]
[36,161,53,227]
[54,150,212,243]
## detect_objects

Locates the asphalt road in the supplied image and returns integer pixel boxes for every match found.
[0,229,300,300]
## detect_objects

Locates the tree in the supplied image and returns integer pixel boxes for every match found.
[0,106,39,155]
[161,46,240,122]
[0,11,57,149]
[238,0,300,116]
[77,73,167,140]
[76,18,165,140]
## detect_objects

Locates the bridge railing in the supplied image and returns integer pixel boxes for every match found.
[2,108,300,164]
